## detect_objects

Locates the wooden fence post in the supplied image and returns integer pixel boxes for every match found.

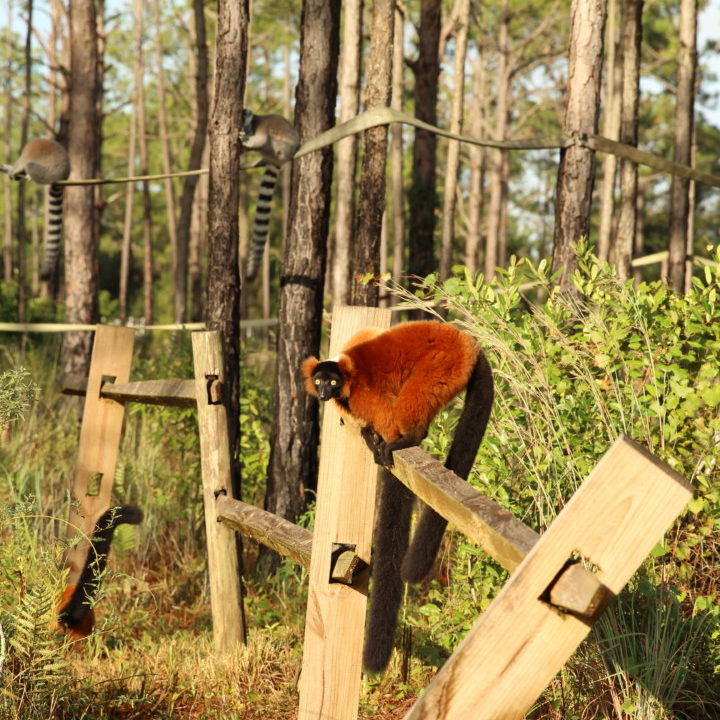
[404,436,693,720]
[298,305,393,720]
[65,325,135,585]
[192,330,246,654]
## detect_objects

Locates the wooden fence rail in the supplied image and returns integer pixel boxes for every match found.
[63,314,693,720]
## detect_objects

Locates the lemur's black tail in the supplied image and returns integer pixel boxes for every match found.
[58,505,143,630]
[362,469,415,674]
[401,350,494,583]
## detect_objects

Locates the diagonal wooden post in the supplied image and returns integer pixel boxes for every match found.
[298,305,392,720]
[404,436,693,720]
[65,325,136,585]
[192,330,245,654]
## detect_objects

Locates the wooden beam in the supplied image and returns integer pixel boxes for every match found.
[64,326,136,586]
[298,306,393,720]
[404,436,693,720]
[192,331,245,654]
[216,495,313,569]
[62,374,196,407]
[389,446,605,616]
[392,446,537,572]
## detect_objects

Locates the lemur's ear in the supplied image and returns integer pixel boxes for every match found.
[302,357,320,396]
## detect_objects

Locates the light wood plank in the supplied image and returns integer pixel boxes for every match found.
[65,326,136,585]
[192,331,245,654]
[392,446,605,615]
[216,495,313,569]
[298,305,393,720]
[62,375,196,407]
[404,436,693,720]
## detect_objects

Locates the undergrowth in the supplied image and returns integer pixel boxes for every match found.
[0,246,718,718]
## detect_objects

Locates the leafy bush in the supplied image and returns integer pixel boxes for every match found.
[389,243,720,716]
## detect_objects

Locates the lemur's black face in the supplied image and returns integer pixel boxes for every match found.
[241,109,257,135]
[312,361,344,401]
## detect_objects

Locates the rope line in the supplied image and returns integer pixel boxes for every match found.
[3,107,719,188]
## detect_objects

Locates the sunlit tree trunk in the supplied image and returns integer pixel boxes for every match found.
[666,0,697,293]
[552,0,606,288]
[597,0,620,263]
[2,0,12,283]
[485,4,510,281]
[465,57,486,275]
[175,0,208,322]
[153,0,178,280]
[439,0,469,280]
[16,0,33,325]
[264,0,340,566]
[390,5,405,290]
[614,0,642,281]
[119,96,137,324]
[408,0,440,279]
[62,0,102,377]
[333,0,363,305]
[351,0,394,306]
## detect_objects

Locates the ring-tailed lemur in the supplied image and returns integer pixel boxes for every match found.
[239,110,299,282]
[2,138,70,280]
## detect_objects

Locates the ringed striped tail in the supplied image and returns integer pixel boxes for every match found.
[246,165,280,282]
[40,183,64,281]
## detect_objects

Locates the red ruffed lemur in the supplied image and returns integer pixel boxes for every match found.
[303,320,493,673]
[55,505,143,641]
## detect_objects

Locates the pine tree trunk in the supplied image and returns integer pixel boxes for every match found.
[390,5,405,290]
[666,0,697,293]
[439,0,469,280]
[2,0,12,284]
[614,0,642,281]
[332,0,363,306]
[485,5,511,280]
[153,0,178,279]
[175,0,208,323]
[552,0,606,288]
[119,85,137,324]
[264,0,340,564]
[597,0,620,263]
[351,0,394,306]
[408,0,440,279]
[62,0,101,377]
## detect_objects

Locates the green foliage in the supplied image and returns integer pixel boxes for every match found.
[0,505,70,719]
[240,351,273,506]
[389,244,720,713]
[0,367,39,426]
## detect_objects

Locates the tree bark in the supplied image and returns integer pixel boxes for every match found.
[551,0,606,289]
[175,0,208,323]
[2,0,12,284]
[485,3,510,280]
[597,0,620,262]
[465,56,486,275]
[351,0,394,306]
[439,0,469,280]
[332,0,363,306]
[390,5,405,290]
[666,0,697,293]
[119,94,137,324]
[207,0,248,497]
[264,0,341,563]
[62,0,101,377]
[614,0,642,281]
[407,0,441,280]
[153,0,178,283]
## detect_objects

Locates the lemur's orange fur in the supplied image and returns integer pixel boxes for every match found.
[51,585,95,641]
[302,321,479,444]
[303,320,494,673]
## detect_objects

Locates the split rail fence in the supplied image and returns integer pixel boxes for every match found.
[65,312,692,720]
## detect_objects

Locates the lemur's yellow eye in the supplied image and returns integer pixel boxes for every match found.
[314,379,320,385]
[330,380,337,386]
